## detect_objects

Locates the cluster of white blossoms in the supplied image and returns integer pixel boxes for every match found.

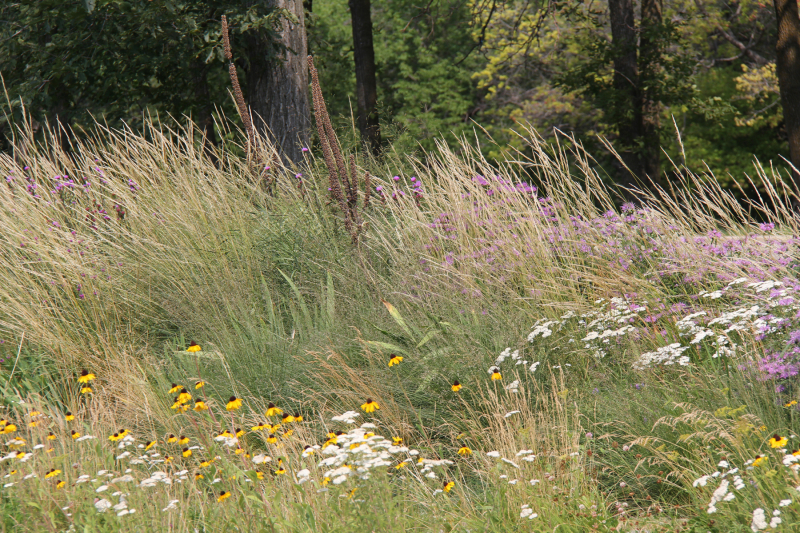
[751,508,782,531]
[633,343,690,370]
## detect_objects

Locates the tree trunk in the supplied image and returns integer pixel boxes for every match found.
[608,0,643,187]
[639,0,663,185]
[772,0,800,203]
[349,0,381,156]
[245,0,310,165]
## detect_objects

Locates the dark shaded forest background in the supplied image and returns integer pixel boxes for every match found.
[1,0,798,199]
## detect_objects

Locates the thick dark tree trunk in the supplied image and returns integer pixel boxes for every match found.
[608,0,643,188]
[772,0,800,203]
[245,0,310,164]
[348,0,381,156]
[639,0,663,185]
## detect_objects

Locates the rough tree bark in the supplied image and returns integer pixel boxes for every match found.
[608,0,644,186]
[245,0,310,164]
[772,0,800,202]
[348,0,381,156]
[639,0,663,185]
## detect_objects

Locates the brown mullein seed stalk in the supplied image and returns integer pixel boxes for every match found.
[363,171,371,209]
[221,16,254,154]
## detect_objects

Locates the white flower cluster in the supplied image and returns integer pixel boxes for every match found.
[633,343,690,370]
[751,508,781,531]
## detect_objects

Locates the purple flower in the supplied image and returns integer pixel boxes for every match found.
[759,222,775,232]
[301,147,309,152]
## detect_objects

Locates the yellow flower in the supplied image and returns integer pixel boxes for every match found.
[70,430,80,440]
[490,368,502,381]
[458,446,472,456]
[322,477,330,486]
[266,403,283,417]
[256,471,264,480]
[45,468,61,479]
[187,342,201,353]
[119,429,129,438]
[275,467,286,475]
[217,490,231,502]
[164,455,173,463]
[348,487,357,499]
[443,481,455,492]
[281,414,295,424]
[393,437,403,445]
[29,411,41,417]
[28,421,38,428]
[170,398,182,410]
[65,412,74,422]
[2,423,16,434]
[282,429,294,438]
[226,396,242,411]
[182,448,192,458]
[178,404,190,413]
[388,354,403,367]
[195,380,206,389]
[753,455,767,467]
[78,369,96,384]
[195,473,204,480]
[451,380,462,392]
[785,400,798,408]
[769,434,788,448]
[266,435,278,444]
[269,423,280,434]
[361,398,380,413]
[395,461,408,469]
[200,459,213,468]
[8,470,17,475]
[177,389,192,405]
[219,430,234,438]
[167,434,178,444]
[145,441,156,451]
[364,432,374,438]
[293,413,303,423]
[236,428,245,437]
[80,386,92,395]
[15,452,26,460]
[793,449,800,457]
[168,383,181,394]
[0,418,6,427]
[56,480,65,489]
[46,447,54,453]
[47,432,56,441]
[178,436,189,446]
[108,433,121,442]
[235,447,245,455]
[193,400,208,411]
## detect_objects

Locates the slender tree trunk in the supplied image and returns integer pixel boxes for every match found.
[772,0,800,204]
[349,0,381,156]
[245,0,310,164]
[639,0,663,185]
[608,0,643,187]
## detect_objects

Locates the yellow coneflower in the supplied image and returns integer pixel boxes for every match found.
[8,470,17,475]
[47,432,56,441]
[388,354,403,367]
[393,437,403,445]
[119,429,129,437]
[269,423,280,434]
[29,410,41,417]
[294,413,303,423]
[168,383,181,394]
[490,368,502,381]
[219,429,234,438]
[322,477,330,486]
[365,432,375,438]
[793,449,800,457]
[458,446,472,456]
[256,471,264,480]
[70,430,80,440]
[417,456,424,464]
[250,422,264,431]
[275,466,286,475]
[234,447,245,455]
[56,480,65,489]
[443,481,455,492]
[80,386,92,395]
[395,461,408,469]
[177,389,192,405]
[187,342,201,353]
[266,403,283,417]
[361,398,380,413]
[281,413,295,424]
[179,404,190,413]
[195,380,206,389]
[303,445,314,454]
[108,433,121,442]
[200,459,213,468]
[195,473,204,480]
[65,412,74,422]
[167,434,178,444]
[282,429,294,438]
[46,447,54,453]
[2,423,16,434]
[28,421,38,428]
[193,400,208,411]
[451,380,462,392]
[770,434,788,448]
[266,435,278,444]
[217,490,231,502]
[164,455,173,463]
[236,428,245,438]
[178,436,189,446]
[15,452,26,460]
[0,418,6,427]
[78,369,96,384]
[348,487,357,499]
[785,400,798,407]
[226,396,242,411]
[45,468,61,479]
[182,448,192,458]
[170,398,182,410]
[753,455,767,467]
[145,441,156,451]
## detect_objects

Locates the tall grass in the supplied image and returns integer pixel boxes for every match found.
[0,113,799,531]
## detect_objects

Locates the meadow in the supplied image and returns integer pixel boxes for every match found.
[0,106,799,532]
